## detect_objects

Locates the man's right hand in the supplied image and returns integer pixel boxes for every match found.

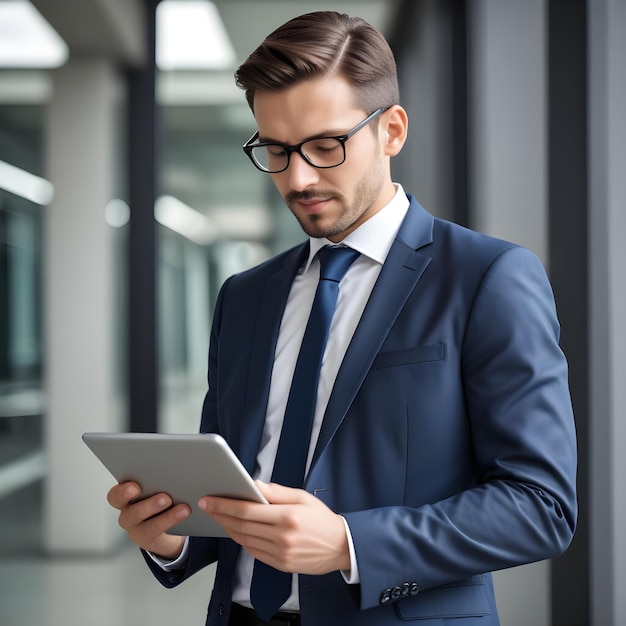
[107,481,190,561]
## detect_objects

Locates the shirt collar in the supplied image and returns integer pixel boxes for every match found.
[304,183,410,272]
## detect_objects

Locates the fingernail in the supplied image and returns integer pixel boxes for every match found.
[198,498,207,510]
[176,507,189,519]
[125,485,139,498]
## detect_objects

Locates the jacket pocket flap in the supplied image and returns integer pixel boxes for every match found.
[371,343,446,370]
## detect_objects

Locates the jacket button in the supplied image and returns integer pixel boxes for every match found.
[410,582,420,596]
[401,582,411,596]
[391,586,402,600]
[218,604,224,616]
[380,589,392,604]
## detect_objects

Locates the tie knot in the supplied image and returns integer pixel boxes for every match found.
[317,246,360,283]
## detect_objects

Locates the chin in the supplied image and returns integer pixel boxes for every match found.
[294,210,354,240]
[304,223,344,240]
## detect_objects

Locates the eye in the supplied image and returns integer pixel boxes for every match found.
[308,138,341,153]
[266,144,288,157]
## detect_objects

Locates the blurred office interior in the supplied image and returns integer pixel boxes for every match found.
[0,0,624,624]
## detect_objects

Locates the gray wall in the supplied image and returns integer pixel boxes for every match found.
[391,0,625,624]
[589,0,626,624]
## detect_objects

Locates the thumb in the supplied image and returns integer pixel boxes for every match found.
[255,480,306,504]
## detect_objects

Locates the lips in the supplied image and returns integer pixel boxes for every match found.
[294,197,331,215]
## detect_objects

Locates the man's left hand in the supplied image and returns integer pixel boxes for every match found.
[198,481,350,575]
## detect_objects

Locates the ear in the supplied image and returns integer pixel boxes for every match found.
[381,105,408,157]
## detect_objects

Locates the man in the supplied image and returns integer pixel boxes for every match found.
[107,11,577,626]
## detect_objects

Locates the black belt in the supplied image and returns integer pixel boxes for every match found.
[228,603,301,625]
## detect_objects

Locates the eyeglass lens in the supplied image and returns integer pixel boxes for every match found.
[251,137,345,172]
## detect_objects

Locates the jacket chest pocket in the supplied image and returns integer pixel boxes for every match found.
[370,343,446,370]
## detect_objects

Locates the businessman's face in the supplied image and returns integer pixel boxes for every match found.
[252,75,396,242]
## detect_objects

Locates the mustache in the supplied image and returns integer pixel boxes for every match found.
[286,189,339,204]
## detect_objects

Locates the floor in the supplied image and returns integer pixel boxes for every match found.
[0,483,217,626]
[0,468,552,626]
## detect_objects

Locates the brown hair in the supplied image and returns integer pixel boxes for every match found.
[235,11,399,114]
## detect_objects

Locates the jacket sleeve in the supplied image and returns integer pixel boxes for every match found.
[344,245,577,611]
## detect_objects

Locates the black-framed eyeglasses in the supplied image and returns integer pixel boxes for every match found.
[242,107,388,173]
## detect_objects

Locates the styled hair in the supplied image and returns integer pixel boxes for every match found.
[234,11,399,114]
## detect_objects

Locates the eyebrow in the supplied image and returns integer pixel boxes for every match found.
[257,127,350,145]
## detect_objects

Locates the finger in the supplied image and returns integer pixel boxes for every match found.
[107,481,141,509]
[256,481,310,505]
[120,498,191,553]
[120,492,176,528]
[199,496,274,526]
[138,502,191,538]
[215,515,284,564]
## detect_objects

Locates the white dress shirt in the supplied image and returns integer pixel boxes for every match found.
[155,184,409,612]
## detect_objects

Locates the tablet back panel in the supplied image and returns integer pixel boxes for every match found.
[82,432,266,537]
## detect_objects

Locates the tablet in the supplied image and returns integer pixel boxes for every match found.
[82,432,267,537]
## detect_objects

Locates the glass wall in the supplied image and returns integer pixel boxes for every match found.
[0,62,129,554]
[155,76,304,433]
[0,94,46,552]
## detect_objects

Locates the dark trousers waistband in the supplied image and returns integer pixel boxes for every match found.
[228,603,301,626]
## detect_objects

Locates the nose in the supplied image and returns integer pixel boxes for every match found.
[285,152,320,191]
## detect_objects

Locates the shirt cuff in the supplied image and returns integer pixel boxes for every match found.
[146,536,190,571]
[339,516,360,584]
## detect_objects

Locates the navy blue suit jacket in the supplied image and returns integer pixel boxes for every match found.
[146,196,577,625]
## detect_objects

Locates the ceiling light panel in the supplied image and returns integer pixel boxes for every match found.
[156,1,236,71]
[0,0,68,68]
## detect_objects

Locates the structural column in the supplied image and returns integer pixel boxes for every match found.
[589,1,626,624]
[44,59,126,553]
[468,2,550,625]
[128,0,159,433]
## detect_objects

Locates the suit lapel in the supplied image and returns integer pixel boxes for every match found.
[310,197,434,470]
[238,243,309,472]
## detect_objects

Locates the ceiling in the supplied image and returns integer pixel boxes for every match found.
[0,0,399,131]
[2,0,400,241]
[28,0,397,68]
[212,0,396,65]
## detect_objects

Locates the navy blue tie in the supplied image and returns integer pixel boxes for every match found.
[250,245,360,621]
